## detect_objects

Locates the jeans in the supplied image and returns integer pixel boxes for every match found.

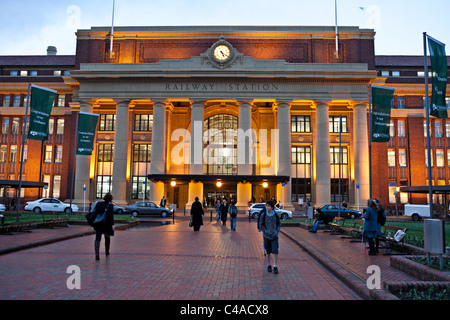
[216,211,221,221]
[230,216,236,230]
[310,220,325,232]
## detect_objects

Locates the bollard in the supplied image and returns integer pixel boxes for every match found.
[210,209,212,222]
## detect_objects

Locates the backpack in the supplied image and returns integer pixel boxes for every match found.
[229,205,237,217]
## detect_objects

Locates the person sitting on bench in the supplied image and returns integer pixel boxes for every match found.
[309,212,333,233]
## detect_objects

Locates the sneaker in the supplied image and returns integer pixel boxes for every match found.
[267,265,272,272]
[273,266,278,274]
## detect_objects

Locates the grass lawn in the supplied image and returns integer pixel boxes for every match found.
[1,211,137,223]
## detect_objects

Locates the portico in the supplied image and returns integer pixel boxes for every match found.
[67,26,376,210]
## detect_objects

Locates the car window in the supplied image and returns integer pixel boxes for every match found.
[149,203,157,207]
[137,202,145,207]
[50,199,60,203]
[41,199,51,203]
[253,204,264,208]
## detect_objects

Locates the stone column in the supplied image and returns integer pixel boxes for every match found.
[353,104,370,206]
[149,101,168,204]
[111,100,130,206]
[314,102,331,207]
[276,101,294,211]
[187,101,205,208]
[73,101,93,208]
[237,101,253,208]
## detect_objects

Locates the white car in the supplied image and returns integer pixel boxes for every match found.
[246,203,292,220]
[0,204,5,212]
[25,198,79,214]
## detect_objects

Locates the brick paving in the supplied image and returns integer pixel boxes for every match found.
[0,219,365,300]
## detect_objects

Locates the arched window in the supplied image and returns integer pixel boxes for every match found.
[203,114,238,175]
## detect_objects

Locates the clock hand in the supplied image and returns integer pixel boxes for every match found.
[221,50,226,57]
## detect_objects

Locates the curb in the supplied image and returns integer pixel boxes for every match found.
[281,228,400,300]
[0,222,138,256]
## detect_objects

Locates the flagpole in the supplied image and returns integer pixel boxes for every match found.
[423,32,434,218]
[110,0,115,59]
[335,0,339,58]
[368,84,372,199]
[69,111,79,216]
[16,83,31,219]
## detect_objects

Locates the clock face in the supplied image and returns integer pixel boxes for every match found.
[214,45,230,61]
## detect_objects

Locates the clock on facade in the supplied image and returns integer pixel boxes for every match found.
[214,45,231,61]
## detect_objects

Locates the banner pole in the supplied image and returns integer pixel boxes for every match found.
[368,84,372,199]
[423,32,434,218]
[69,111,79,216]
[16,83,31,218]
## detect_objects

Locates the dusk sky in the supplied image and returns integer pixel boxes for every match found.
[1,0,449,56]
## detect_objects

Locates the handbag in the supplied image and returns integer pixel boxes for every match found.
[85,210,96,227]
[93,203,110,226]
[189,219,193,227]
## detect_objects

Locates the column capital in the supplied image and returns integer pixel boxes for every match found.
[312,100,331,109]
[274,100,292,109]
[115,99,131,108]
[237,100,253,108]
[190,100,207,109]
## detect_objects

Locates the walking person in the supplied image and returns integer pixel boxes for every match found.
[191,197,204,231]
[363,199,378,255]
[259,200,281,274]
[160,196,167,208]
[214,199,221,221]
[220,199,228,226]
[92,193,115,261]
[228,201,238,231]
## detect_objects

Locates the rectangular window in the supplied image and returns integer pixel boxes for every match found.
[388,149,396,167]
[134,114,153,131]
[13,95,21,107]
[397,97,405,109]
[392,71,400,77]
[389,120,394,137]
[11,118,20,134]
[55,145,63,163]
[48,118,54,135]
[291,115,311,133]
[436,149,444,167]
[29,71,38,76]
[2,118,9,134]
[9,145,17,163]
[291,146,311,164]
[44,145,52,163]
[3,95,10,107]
[21,145,27,163]
[0,145,7,163]
[133,144,152,162]
[56,95,65,107]
[446,121,450,138]
[435,121,443,137]
[381,71,389,77]
[424,120,431,137]
[99,114,115,131]
[10,71,18,76]
[399,149,407,167]
[96,176,112,199]
[397,120,405,137]
[329,116,348,133]
[98,144,114,162]
[53,175,61,198]
[56,119,64,134]
[330,146,348,165]
[42,175,51,197]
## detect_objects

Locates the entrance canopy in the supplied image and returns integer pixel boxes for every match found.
[0,180,48,189]
[400,185,450,195]
[148,174,290,184]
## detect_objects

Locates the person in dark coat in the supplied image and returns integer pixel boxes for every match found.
[92,193,115,260]
[363,199,379,256]
[220,200,228,226]
[191,197,204,231]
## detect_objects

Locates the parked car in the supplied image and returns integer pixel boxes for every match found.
[90,201,124,214]
[315,204,361,219]
[247,203,292,220]
[0,204,5,212]
[24,198,79,213]
[123,201,173,217]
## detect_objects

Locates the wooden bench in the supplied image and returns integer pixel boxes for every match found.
[327,217,346,235]
[378,225,408,255]
[41,212,69,228]
[0,213,32,235]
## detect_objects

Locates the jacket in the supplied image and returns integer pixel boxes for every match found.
[258,209,281,240]
[363,207,378,233]
[93,201,115,236]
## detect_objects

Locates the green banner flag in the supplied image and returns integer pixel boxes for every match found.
[371,86,395,143]
[428,36,448,118]
[76,112,99,155]
[27,85,56,141]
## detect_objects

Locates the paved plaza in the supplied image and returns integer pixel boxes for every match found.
[0,216,422,302]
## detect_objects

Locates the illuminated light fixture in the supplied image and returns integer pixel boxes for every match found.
[262,182,269,188]
[170,181,177,187]
[216,181,222,187]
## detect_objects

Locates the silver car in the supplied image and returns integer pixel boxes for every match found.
[246,203,292,220]
[90,201,124,214]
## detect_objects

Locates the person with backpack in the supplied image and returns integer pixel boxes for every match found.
[258,200,281,274]
[228,201,238,231]
[220,199,228,226]
[363,199,379,256]
[373,198,386,254]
